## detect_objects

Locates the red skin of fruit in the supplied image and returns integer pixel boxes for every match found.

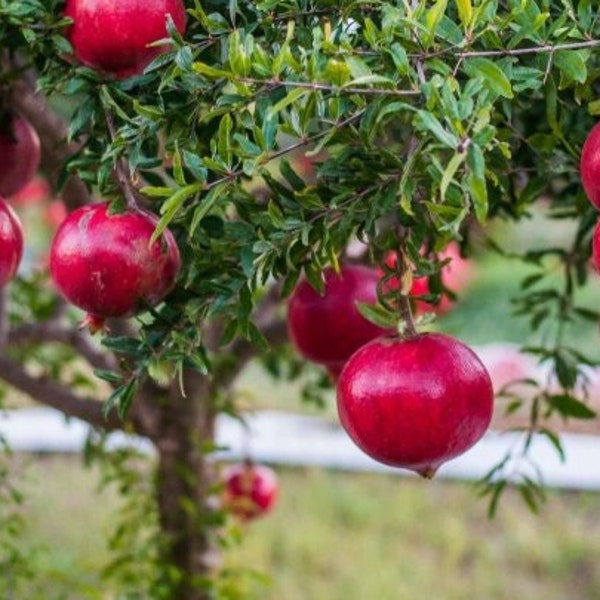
[0,115,41,197]
[0,196,24,287]
[336,332,494,478]
[581,122,600,209]
[49,202,181,322]
[64,0,187,79]
[287,264,392,373]
[222,462,278,521]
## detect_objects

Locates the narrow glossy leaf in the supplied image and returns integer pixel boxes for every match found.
[192,61,232,79]
[190,184,229,236]
[440,152,466,200]
[456,0,472,29]
[425,0,448,45]
[217,114,233,167]
[464,58,513,98]
[355,301,397,329]
[151,182,202,242]
[546,394,596,419]
[415,111,459,147]
[267,88,309,120]
[172,143,186,186]
[554,50,588,84]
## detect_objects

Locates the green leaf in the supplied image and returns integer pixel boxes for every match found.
[464,58,514,99]
[189,184,229,236]
[545,394,596,419]
[440,152,466,200]
[217,114,233,167]
[355,302,397,329]
[425,0,448,45]
[103,380,137,420]
[553,50,588,85]
[93,369,124,385]
[267,88,309,120]
[192,61,232,79]
[456,0,473,29]
[151,183,203,242]
[414,111,459,148]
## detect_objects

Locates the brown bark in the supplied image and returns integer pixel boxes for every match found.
[154,369,221,600]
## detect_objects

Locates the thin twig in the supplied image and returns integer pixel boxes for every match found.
[104,109,141,210]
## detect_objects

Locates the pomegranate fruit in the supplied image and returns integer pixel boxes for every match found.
[581,122,600,209]
[222,461,278,521]
[64,0,187,79]
[0,114,41,197]
[337,332,494,478]
[287,264,392,373]
[49,202,180,325]
[0,196,24,287]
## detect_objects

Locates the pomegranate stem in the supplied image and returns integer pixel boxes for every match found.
[398,293,418,339]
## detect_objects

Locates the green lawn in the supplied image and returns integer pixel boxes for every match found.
[6,455,600,600]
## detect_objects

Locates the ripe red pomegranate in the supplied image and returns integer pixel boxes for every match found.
[0,196,24,287]
[287,264,392,373]
[0,114,41,197]
[581,122,600,209]
[64,0,187,79]
[337,332,494,478]
[222,462,279,521]
[49,202,180,326]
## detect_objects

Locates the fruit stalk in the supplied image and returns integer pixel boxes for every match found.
[392,245,418,339]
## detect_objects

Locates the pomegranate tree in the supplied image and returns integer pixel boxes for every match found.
[0,114,41,197]
[336,332,494,478]
[49,202,181,326]
[64,0,187,79]
[0,196,24,287]
[222,461,279,521]
[287,264,391,374]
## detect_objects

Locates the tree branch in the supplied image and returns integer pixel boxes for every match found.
[8,321,119,373]
[6,78,90,210]
[0,354,127,432]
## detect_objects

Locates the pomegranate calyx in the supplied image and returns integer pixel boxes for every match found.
[416,465,439,480]
[80,313,107,335]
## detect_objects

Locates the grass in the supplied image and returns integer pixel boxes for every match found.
[6,455,600,600]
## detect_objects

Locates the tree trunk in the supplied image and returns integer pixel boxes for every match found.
[154,369,221,600]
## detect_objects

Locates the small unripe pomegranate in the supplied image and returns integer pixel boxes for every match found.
[49,202,180,326]
[0,196,24,287]
[287,264,392,373]
[222,462,279,521]
[0,114,41,197]
[64,0,187,79]
[581,122,600,209]
[337,332,494,478]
